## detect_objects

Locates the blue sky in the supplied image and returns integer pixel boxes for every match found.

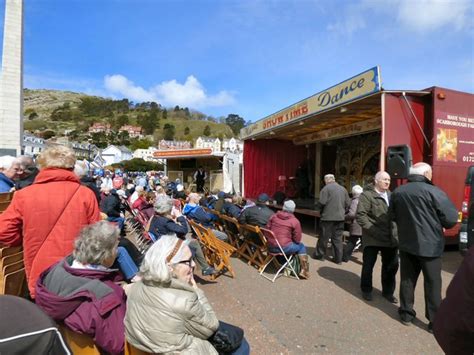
[1,0,473,122]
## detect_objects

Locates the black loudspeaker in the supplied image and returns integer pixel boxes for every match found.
[387,145,412,179]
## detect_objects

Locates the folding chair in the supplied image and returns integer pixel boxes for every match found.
[0,191,14,214]
[2,267,26,295]
[0,245,22,259]
[219,214,242,249]
[259,228,300,282]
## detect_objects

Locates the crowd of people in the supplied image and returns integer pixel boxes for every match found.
[0,146,470,354]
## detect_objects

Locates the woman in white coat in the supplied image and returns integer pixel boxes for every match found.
[125,234,249,354]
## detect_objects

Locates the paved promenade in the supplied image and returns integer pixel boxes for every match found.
[199,232,462,354]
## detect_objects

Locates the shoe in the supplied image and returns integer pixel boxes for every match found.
[427,322,433,334]
[202,267,217,276]
[362,292,373,301]
[400,315,414,326]
[312,252,324,260]
[298,254,310,279]
[383,294,399,304]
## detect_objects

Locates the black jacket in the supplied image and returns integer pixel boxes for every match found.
[100,190,122,218]
[223,202,242,218]
[150,215,189,239]
[238,204,274,227]
[80,176,101,203]
[15,168,40,190]
[389,174,458,257]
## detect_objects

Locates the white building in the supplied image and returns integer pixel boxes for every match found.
[195,137,221,152]
[222,138,243,152]
[133,147,159,161]
[23,133,45,156]
[102,145,133,166]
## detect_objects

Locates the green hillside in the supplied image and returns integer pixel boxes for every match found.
[23,89,243,149]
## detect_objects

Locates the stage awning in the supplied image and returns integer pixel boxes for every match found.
[153,148,224,159]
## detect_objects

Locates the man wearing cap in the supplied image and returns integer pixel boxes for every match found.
[267,200,310,279]
[238,193,274,228]
[313,174,350,264]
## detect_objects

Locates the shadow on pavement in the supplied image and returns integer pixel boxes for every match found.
[317,266,428,332]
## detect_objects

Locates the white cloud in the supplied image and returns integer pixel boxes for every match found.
[104,74,235,108]
[327,10,366,36]
[396,0,472,32]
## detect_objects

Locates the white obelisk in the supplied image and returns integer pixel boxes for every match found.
[0,0,23,156]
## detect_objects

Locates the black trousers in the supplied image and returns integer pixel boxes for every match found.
[360,246,399,295]
[315,221,344,263]
[196,179,205,192]
[399,251,442,322]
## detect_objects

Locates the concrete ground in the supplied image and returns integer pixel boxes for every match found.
[198,232,463,355]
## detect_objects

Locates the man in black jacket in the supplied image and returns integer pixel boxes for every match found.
[389,162,458,332]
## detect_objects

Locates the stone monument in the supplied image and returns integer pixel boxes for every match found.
[0,0,23,156]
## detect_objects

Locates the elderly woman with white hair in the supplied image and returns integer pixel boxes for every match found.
[35,221,127,355]
[125,234,250,354]
[342,184,364,262]
[149,195,217,276]
[0,145,101,298]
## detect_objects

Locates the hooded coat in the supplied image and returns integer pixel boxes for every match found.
[125,279,219,354]
[183,203,214,228]
[266,211,302,249]
[35,256,126,355]
[0,168,101,298]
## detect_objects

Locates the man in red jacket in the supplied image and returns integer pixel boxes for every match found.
[0,146,101,298]
[266,200,310,279]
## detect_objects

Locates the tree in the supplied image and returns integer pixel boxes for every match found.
[162,109,168,119]
[130,138,154,151]
[116,114,129,128]
[163,123,175,140]
[184,126,190,135]
[174,105,180,112]
[141,111,159,135]
[203,125,211,137]
[225,114,246,136]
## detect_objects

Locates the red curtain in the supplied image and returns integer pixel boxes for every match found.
[243,139,308,198]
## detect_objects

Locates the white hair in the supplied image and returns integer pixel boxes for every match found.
[410,162,432,176]
[375,171,390,181]
[324,174,335,183]
[0,156,17,170]
[73,221,120,265]
[351,185,363,196]
[74,161,89,178]
[154,195,173,215]
[140,234,187,285]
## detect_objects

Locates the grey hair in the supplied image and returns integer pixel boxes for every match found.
[324,174,335,183]
[17,155,35,169]
[37,145,76,170]
[351,185,363,196]
[154,195,173,215]
[0,156,17,170]
[410,162,432,176]
[140,234,187,285]
[73,221,120,265]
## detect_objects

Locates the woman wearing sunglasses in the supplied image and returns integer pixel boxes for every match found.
[125,234,249,354]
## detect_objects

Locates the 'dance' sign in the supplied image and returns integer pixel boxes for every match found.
[241,66,381,139]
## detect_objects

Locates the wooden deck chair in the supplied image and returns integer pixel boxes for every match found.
[0,245,22,259]
[59,325,101,355]
[259,228,300,282]
[0,259,24,292]
[0,191,14,214]
[191,221,236,279]
[203,207,224,232]
[219,214,242,249]
[125,341,152,355]
[0,251,24,274]
[2,267,26,295]
[238,224,272,271]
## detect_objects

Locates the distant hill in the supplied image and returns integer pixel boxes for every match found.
[23,89,236,149]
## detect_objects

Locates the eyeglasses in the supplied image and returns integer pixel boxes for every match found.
[175,258,193,267]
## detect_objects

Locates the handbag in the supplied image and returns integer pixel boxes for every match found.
[208,320,244,354]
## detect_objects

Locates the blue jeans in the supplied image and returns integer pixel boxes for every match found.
[107,216,124,230]
[116,247,139,280]
[230,337,250,355]
[269,242,306,255]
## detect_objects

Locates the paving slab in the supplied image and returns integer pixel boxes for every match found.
[199,232,462,354]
